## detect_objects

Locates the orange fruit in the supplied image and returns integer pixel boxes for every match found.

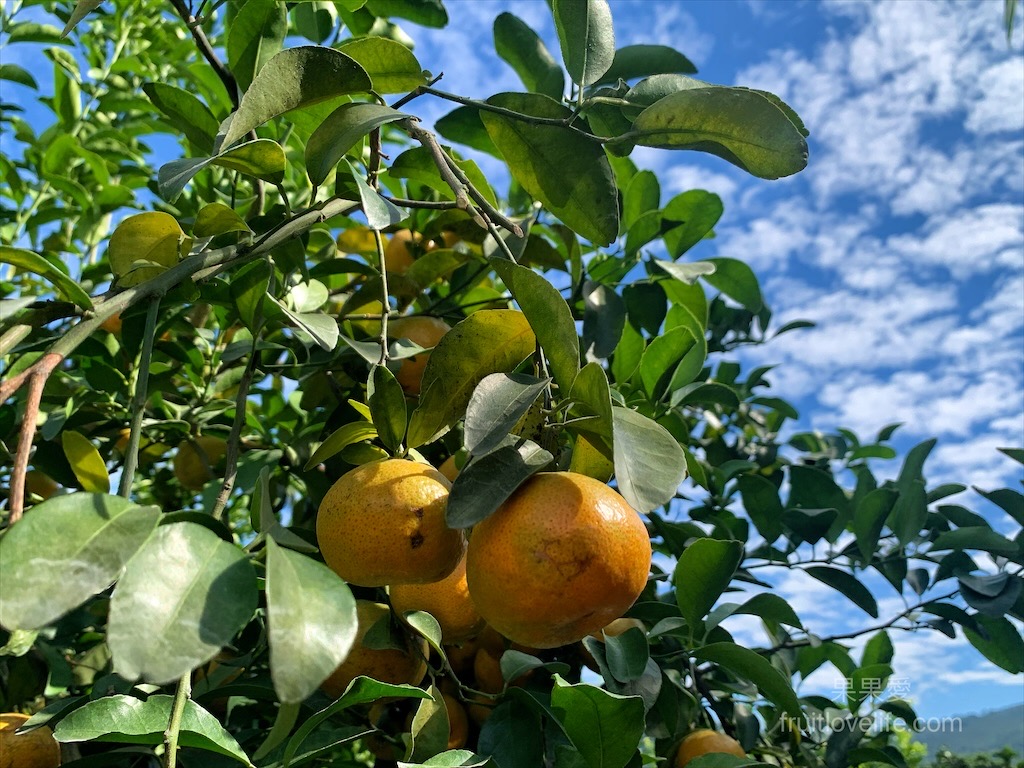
[589,617,646,642]
[99,312,122,335]
[316,459,465,587]
[472,647,505,694]
[438,455,460,483]
[321,601,428,699]
[675,729,746,767]
[466,472,651,649]
[173,436,228,491]
[384,229,421,274]
[0,712,61,768]
[389,555,484,643]
[442,692,468,749]
[387,316,451,395]
[23,471,59,502]
[337,226,378,255]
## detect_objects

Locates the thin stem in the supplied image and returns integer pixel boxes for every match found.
[384,196,460,210]
[419,86,570,127]
[439,151,524,237]
[118,297,161,497]
[373,230,391,366]
[403,120,478,220]
[390,71,444,110]
[163,673,192,768]
[210,343,259,522]
[168,0,238,107]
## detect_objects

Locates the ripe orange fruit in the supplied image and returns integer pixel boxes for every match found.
[320,601,428,699]
[442,692,468,749]
[466,472,651,649]
[384,229,421,274]
[0,712,61,768]
[389,555,484,643]
[387,316,450,395]
[472,647,505,694]
[674,729,746,767]
[438,454,460,483]
[316,458,465,587]
[99,312,122,335]
[23,471,59,502]
[337,226,378,255]
[173,436,227,491]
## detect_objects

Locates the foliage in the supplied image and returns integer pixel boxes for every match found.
[0,1,1021,767]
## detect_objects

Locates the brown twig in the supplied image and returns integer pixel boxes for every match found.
[210,343,259,522]
[168,0,238,107]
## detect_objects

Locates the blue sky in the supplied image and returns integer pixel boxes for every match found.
[405,0,1024,723]
[4,0,1022,728]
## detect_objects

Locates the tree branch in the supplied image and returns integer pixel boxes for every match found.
[168,0,238,107]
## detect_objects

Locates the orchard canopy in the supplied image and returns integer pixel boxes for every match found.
[0,2,1021,768]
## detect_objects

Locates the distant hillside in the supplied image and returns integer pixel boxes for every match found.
[918,703,1024,759]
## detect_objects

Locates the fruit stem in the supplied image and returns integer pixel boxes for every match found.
[163,672,192,768]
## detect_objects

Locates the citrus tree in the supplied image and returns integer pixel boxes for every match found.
[1,1,1021,767]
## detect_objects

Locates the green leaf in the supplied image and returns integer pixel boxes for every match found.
[0,246,92,309]
[305,421,379,470]
[861,630,894,667]
[60,1,102,37]
[369,364,408,452]
[220,46,372,149]
[389,145,498,207]
[492,259,580,394]
[736,475,784,543]
[409,684,450,763]
[604,627,650,683]
[673,538,743,631]
[853,487,897,563]
[662,190,723,257]
[619,86,808,179]
[654,259,716,285]
[702,258,763,312]
[265,538,358,704]
[194,203,251,238]
[569,362,614,441]
[500,649,571,682]
[400,751,493,768]
[931,527,1020,558]
[293,1,337,43]
[551,0,615,88]
[594,44,697,86]
[611,407,687,514]
[53,695,253,766]
[338,36,427,93]
[307,102,411,187]
[464,373,549,457]
[805,566,878,618]
[231,259,271,334]
[731,593,802,629]
[143,83,219,154]
[621,170,660,231]
[107,212,188,286]
[583,281,626,359]
[352,171,405,231]
[213,138,286,182]
[693,643,803,723]
[964,614,1024,674]
[108,522,257,684]
[227,0,287,92]
[493,12,564,100]
[550,675,645,768]
[0,63,37,88]
[61,430,109,493]
[0,495,159,631]
[435,106,500,157]
[478,697,544,768]
[364,0,448,27]
[639,325,700,401]
[974,486,1024,526]
[481,92,618,246]
[408,309,536,448]
[447,439,553,528]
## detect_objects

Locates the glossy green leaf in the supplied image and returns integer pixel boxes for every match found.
[481,92,618,246]
[653,259,716,286]
[230,259,271,334]
[369,364,408,452]
[492,258,579,393]
[227,0,287,92]
[611,406,687,513]
[215,138,286,182]
[338,36,427,93]
[737,474,784,543]
[464,373,549,457]
[731,593,802,629]
[60,0,102,37]
[583,281,626,359]
[265,538,358,703]
[53,695,253,766]
[305,421,379,470]
[662,190,723,257]
[594,44,697,86]
[0,495,159,631]
[569,361,614,442]
[805,566,878,618]
[493,12,564,100]
[478,697,544,768]
[693,643,803,723]
[307,103,410,187]
[61,430,109,493]
[364,0,448,27]
[0,63,37,88]
[447,439,553,528]
[352,171,405,231]
[108,522,258,684]
[551,0,615,87]
[409,683,450,763]
[143,83,219,154]
[435,106,500,157]
[550,675,644,768]
[853,487,897,563]
[604,627,649,683]
[673,538,743,631]
[639,325,698,400]
[702,257,763,312]
[974,486,1024,526]
[194,202,251,238]
[220,46,372,149]
[621,170,660,232]
[964,615,1024,674]
[931,527,1020,557]
[0,245,92,309]
[619,86,808,179]
[408,309,536,448]
[389,145,497,207]
[400,751,493,768]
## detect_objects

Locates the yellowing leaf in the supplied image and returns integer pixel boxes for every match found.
[108,212,188,287]
[62,430,110,493]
